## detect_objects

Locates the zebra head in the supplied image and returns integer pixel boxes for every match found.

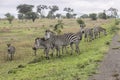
[80,27,85,33]
[44,30,55,40]
[33,37,45,50]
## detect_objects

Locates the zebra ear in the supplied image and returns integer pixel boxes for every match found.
[7,44,11,47]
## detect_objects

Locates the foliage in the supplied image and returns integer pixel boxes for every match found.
[64,7,74,19]
[98,12,107,19]
[54,20,64,34]
[47,5,59,19]
[107,7,118,18]
[37,5,48,18]
[89,13,97,20]
[80,14,89,18]
[5,13,14,24]
[56,13,61,19]
[76,19,86,27]
[18,13,24,20]
[17,4,34,14]
[25,12,39,22]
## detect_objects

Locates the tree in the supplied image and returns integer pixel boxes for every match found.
[76,19,86,28]
[25,12,39,22]
[64,7,74,19]
[18,13,24,21]
[5,13,14,24]
[108,7,118,18]
[47,5,59,19]
[80,14,89,18]
[17,4,34,14]
[98,12,107,19]
[89,13,97,20]
[56,13,61,19]
[37,5,48,18]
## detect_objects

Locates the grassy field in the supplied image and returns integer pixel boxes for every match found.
[0,18,117,80]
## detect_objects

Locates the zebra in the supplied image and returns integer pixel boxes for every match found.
[83,28,94,42]
[44,30,83,56]
[7,44,15,61]
[93,26,107,39]
[32,37,54,59]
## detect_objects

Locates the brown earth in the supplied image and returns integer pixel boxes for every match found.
[89,34,120,80]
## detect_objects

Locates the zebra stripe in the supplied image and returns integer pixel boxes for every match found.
[44,30,81,56]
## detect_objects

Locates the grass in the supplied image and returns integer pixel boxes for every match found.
[0,18,117,80]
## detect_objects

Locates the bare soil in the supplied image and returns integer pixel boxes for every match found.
[89,34,120,80]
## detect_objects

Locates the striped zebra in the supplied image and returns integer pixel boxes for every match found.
[32,37,54,59]
[83,28,94,42]
[44,30,82,56]
[93,26,107,39]
[7,44,15,61]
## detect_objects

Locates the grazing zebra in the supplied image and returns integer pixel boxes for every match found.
[83,28,94,42]
[32,37,54,59]
[93,26,107,39]
[44,30,82,56]
[7,44,15,61]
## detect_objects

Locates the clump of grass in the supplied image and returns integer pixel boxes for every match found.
[8,69,16,74]
[17,64,25,68]
[105,41,110,45]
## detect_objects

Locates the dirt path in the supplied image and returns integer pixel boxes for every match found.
[89,34,120,80]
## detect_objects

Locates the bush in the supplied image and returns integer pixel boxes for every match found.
[89,13,97,20]
[76,19,86,27]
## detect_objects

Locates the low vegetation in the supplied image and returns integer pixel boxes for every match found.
[0,19,118,80]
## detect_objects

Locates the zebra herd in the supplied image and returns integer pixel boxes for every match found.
[6,26,107,60]
[32,26,107,59]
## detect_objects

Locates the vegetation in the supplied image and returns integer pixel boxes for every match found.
[64,7,74,19]
[80,14,89,18]
[76,19,86,28]
[53,20,64,34]
[98,12,107,19]
[5,13,14,24]
[89,13,97,20]
[0,18,117,80]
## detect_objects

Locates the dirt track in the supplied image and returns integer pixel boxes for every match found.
[89,34,120,80]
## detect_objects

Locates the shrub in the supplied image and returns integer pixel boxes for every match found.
[89,13,97,20]
[76,19,86,27]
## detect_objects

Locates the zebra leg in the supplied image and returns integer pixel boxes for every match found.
[58,46,61,57]
[99,32,100,38]
[56,47,59,57]
[10,54,12,61]
[45,48,49,59]
[75,41,80,54]
[50,47,55,57]
[70,43,74,55]
[62,46,64,54]
[34,49,37,56]
[65,46,68,53]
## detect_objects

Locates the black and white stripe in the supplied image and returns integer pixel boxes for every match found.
[33,37,54,59]
[7,44,15,61]
[44,30,82,56]
[84,28,94,42]
[93,26,107,39]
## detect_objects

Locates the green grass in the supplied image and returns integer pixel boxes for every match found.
[0,19,116,80]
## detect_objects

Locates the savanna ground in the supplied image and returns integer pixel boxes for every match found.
[0,18,118,80]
